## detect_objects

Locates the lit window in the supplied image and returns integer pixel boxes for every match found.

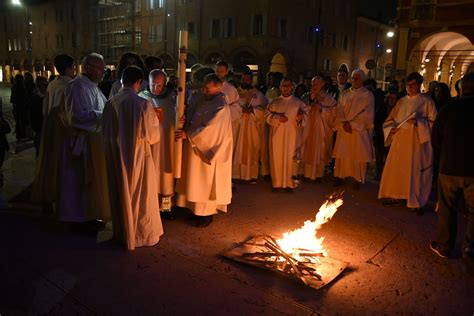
[135,26,141,44]
[323,59,331,72]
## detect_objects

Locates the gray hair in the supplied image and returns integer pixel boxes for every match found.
[81,53,104,68]
[351,69,366,81]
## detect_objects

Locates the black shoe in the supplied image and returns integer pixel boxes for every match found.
[263,175,271,182]
[333,178,344,187]
[430,241,450,259]
[313,178,323,184]
[272,187,281,193]
[249,179,257,185]
[194,215,213,228]
[161,211,176,220]
[284,188,294,193]
[382,199,403,207]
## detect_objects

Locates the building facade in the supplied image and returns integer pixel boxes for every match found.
[0,0,96,81]
[1,0,394,86]
[394,0,474,92]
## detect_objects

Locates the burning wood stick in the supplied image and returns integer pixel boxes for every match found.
[264,240,303,277]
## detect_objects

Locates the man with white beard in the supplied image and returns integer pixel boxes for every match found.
[266,78,307,193]
[332,69,374,189]
[139,69,176,219]
[233,71,268,183]
[301,74,337,182]
[175,74,233,227]
[57,53,110,229]
[215,60,241,148]
[103,66,163,250]
[378,72,437,214]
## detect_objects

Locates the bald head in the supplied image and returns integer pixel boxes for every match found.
[461,72,474,96]
[81,53,106,83]
[149,69,167,95]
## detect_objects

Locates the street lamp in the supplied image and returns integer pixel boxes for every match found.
[386,48,392,54]
[386,31,394,38]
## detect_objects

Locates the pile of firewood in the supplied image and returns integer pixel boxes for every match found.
[241,235,324,284]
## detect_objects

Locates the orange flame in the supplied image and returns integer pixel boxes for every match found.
[277,197,343,259]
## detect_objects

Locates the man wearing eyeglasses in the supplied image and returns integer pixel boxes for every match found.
[333,69,374,189]
[379,72,437,215]
[56,53,111,230]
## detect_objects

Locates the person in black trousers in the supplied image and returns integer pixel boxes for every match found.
[430,72,474,261]
[0,100,11,187]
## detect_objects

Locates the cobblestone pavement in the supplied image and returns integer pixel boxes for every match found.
[0,84,473,315]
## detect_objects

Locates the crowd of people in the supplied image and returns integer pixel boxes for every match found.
[4,51,473,260]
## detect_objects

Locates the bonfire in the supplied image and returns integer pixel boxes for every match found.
[223,192,347,290]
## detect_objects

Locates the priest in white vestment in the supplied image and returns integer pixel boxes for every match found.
[215,61,242,152]
[139,70,176,216]
[378,72,437,212]
[233,71,268,182]
[32,54,75,206]
[262,72,283,177]
[57,53,111,224]
[266,78,307,192]
[301,74,337,181]
[103,66,163,250]
[175,74,233,227]
[332,70,374,187]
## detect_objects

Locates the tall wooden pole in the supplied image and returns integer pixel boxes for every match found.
[174,30,188,179]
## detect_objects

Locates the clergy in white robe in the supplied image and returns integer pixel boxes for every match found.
[233,72,268,181]
[262,73,283,177]
[32,54,75,205]
[139,70,176,210]
[103,66,163,250]
[301,75,337,180]
[378,72,437,209]
[57,53,111,223]
[266,78,307,190]
[215,61,242,151]
[175,74,233,227]
[332,70,374,184]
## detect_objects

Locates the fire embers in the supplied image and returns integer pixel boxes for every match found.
[223,191,347,290]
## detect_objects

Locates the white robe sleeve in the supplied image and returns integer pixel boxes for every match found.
[416,98,437,144]
[265,101,283,127]
[67,84,102,132]
[142,102,161,145]
[382,100,401,146]
[348,92,374,132]
[188,106,232,163]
